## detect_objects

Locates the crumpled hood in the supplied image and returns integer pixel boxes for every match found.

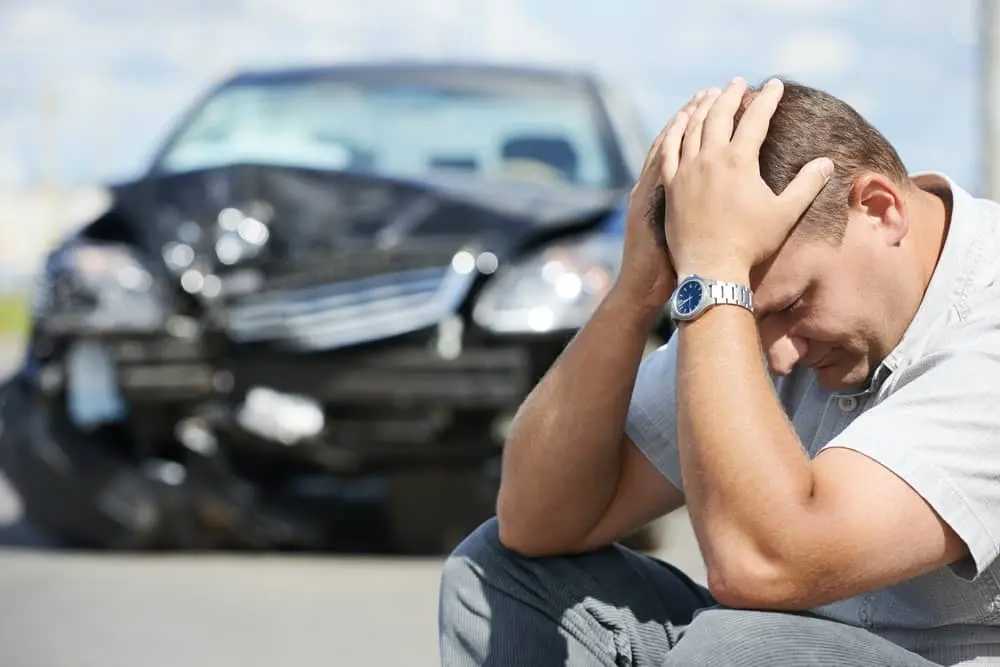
[104,163,622,272]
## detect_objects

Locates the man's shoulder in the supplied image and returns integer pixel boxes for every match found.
[884,306,1000,403]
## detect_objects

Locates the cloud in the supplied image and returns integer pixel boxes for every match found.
[769,31,857,78]
[0,0,981,194]
[0,0,589,183]
[0,128,28,188]
[756,0,861,13]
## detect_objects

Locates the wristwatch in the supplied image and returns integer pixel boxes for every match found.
[668,274,754,323]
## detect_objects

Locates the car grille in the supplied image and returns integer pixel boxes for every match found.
[223,264,476,351]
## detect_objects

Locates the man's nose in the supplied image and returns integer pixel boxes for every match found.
[759,320,808,375]
[766,335,809,375]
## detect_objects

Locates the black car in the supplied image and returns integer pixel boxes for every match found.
[0,61,672,553]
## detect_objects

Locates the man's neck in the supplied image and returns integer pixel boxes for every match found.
[909,182,952,294]
[873,180,953,373]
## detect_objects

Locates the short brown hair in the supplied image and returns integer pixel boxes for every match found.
[736,78,909,243]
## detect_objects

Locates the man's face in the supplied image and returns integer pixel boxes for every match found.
[751,214,891,391]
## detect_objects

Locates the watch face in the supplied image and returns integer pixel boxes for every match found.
[675,279,703,316]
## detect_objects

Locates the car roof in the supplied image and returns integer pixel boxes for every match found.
[224,60,604,89]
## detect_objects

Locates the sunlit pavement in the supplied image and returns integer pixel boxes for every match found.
[0,338,706,667]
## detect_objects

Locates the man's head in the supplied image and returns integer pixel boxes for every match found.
[737,79,909,244]
[736,79,950,390]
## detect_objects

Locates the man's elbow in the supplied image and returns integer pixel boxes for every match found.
[497,520,545,558]
[495,493,551,557]
[495,501,587,558]
[495,513,564,558]
[705,548,818,611]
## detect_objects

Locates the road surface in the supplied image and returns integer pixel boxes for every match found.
[0,337,707,667]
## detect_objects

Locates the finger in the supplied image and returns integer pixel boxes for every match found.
[732,77,784,156]
[639,91,706,172]
[777,157,835,220]
[701,76,748,150]
[680,87,722,163]
[660,109,692,183]
[682,89,708,114]
[643,90,708,175]
[638,95,702,224]
[634,91,704,197]
[660,93,708,183]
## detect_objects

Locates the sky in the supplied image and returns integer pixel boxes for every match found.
[0,0,982,192]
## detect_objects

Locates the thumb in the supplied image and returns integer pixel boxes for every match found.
[778,157,834,220]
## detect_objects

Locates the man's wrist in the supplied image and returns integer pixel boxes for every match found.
[674,261,751,286]
[605,281,671,328]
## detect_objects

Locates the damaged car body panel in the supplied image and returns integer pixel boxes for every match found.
[0,62,666,552]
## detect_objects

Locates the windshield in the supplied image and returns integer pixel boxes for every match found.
[153,76,625,189]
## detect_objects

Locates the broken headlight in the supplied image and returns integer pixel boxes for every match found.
[34,242,168,334]
[472,233,622,334]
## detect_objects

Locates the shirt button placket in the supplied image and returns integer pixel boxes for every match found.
[814,393,865,448]
[838,396,859,413]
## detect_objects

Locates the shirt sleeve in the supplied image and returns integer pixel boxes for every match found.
[624,336,684,494]
[821,333,1000,580]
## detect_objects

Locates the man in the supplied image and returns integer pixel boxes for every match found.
[438,76,1000,666]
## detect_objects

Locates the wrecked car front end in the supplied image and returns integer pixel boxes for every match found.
[0,62,668,553]
[0,163,635,552]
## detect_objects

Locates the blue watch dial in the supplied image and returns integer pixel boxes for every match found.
[676,279,703,316]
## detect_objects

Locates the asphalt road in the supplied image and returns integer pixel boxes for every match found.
[0,337,707,667]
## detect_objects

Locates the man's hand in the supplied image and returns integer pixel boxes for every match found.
[613,91,705,310]
[659,77,834,283]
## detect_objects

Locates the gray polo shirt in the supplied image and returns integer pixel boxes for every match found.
[625,172,1000,665]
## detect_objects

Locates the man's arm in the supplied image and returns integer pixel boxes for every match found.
[496,92,710,557]
[674,305,967,610]
[496,287,683,557]
[575,432,684,554]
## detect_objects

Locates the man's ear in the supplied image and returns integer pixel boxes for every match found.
[849,172,908,246]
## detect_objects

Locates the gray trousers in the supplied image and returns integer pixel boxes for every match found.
[438,518,940,666]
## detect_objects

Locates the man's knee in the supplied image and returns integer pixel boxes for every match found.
[440,517,533,665]
[439,519,722,666]
[451,515,505,559]
[439,516,603,636]
[439,517,504,625]
[664,608,853,666]
[665,608,800,666]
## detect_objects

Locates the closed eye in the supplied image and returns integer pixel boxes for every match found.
[756,293,804,321]
[783,297,804,314]
[769,295,805,319]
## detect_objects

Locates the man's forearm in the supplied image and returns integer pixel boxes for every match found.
[497,286,663,549]
[675,305,814,591]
